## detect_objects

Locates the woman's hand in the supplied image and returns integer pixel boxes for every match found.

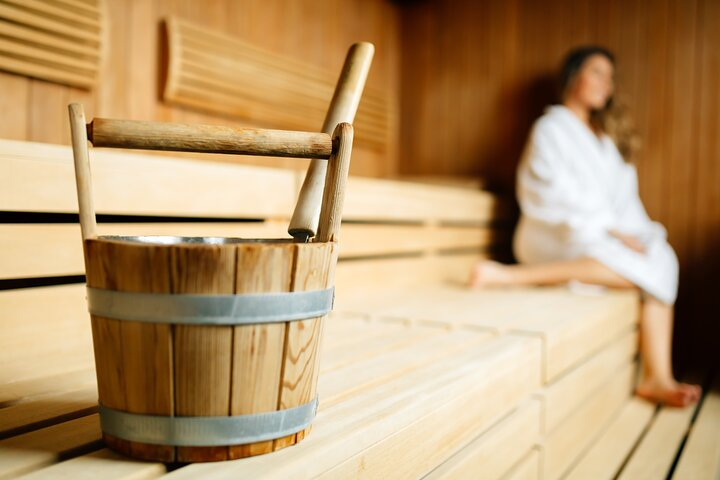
[608,229,646,254]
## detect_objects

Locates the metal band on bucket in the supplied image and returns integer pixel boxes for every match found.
[87,287,334,325]
[98,397,319,446]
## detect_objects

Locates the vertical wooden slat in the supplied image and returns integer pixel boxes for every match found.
[228,243,294,459]
[171,244,235,462]
[85,238,175,462]
[273,241,337,449]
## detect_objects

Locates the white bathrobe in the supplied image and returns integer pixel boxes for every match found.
[513,104,679,305]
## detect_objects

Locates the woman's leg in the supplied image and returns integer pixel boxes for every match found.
[470,258,701,407]
[469,257,636,289]
[636,297,702,407]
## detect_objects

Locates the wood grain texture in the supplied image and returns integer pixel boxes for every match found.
[229,243,294,459]
[274,242,337,449]
[0,222,502,280]
[0,0,400,176]
[289,42,373,239]
[316,123,353,243]
[565,398,656,480]
[170,244,235,462]
[0,138,507,224]
[81,238,337,462]
[673,374,720,479]
[400,0,720,369]
[163,18,387,151]
[85,238,174,461]
[0,0,103,88]
[423,400,541,480]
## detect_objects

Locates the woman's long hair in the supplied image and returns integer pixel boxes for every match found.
[559,46,640,163]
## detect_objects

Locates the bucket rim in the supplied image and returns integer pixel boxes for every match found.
[92,235,297,246]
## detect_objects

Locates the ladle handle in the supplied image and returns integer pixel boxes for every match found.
[288,42,374,241]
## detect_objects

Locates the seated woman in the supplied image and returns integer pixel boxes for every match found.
[470,46,701,407]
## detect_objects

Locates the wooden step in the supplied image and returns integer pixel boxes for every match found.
[503,448,541,480]
[0,385,97,439]
[423,399,541,480]
[318,328,493,408]
[1,139,298,218]
[673,373,720,479]
[540,329,638,433]
[336,285,640,383]
[542,362,636,480]
[618,384,703,479]
[321,321,442,374]
[14,449,165,480]
[159,336,542,479]
[0,414,101,479]
[1,138,506,224]
[564,398,656,479]
[0,222,496,280]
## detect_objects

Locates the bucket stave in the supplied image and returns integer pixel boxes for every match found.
[85,236,337,462]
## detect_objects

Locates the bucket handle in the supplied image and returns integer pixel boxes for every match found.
[68,105,353,254]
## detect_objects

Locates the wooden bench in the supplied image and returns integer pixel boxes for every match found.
[1,138,715,479]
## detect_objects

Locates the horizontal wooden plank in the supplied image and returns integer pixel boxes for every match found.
[0,139,299,218]
[0,222,497,279]
[565,398,656,480]
[321,320,441,374]
[1,0,101,31]
[16,448,165,480]
[503,448,541,480]
[543,363,635,480]
[0,414,101,479]
[424,399,541,480]
[0,369,94,407]
[160,336,542,479]
[673,374,720,479]
[335,285,572,331]
[541,329,638,433]
[336,284,640,383]
[318,329,492,408]
[0,54,94,89]
[0,285,93,385]
[0,386,97,440]
[618,390,702,479]
[0,18,99,58]
[1,139,504,224]
[0,369,96,438]
[0,3,100,44]
[511,289,639,382]
[343,175,509,223]
[334,253,484,299]
[0,37,97,73]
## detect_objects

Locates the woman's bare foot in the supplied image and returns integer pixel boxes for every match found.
[469,260,514,288]
[636,377,702,408]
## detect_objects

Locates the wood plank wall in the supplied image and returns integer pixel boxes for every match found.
[400,0,720,370]
[0,0,401,177]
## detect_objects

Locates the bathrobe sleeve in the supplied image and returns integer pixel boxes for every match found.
[517,122,616,247]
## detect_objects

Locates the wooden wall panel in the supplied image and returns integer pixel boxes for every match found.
[400,0,720,369]
[0,0,401,178]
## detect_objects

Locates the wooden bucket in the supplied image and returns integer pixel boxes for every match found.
[69,43,372,462]
[84,236,337,462]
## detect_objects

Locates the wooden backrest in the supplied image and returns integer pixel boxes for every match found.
[0,0,105,88]
[162,17,394,151]
[1,137,512,388]
[1,138,512,284]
